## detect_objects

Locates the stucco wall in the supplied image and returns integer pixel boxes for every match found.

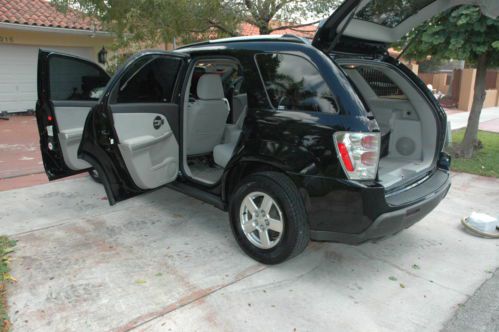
[0,27,113,62]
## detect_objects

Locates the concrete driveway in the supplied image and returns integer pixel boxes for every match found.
[1,172,498,331]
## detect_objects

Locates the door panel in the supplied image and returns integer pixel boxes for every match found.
[78,51,189,204]
[53,101,96,170]
[113,110,179,189]
[109,103,179,139]
[36,49,110,180]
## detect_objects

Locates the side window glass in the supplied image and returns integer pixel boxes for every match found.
[49,56,109,101]
[255,53,338,113]
[117,56,182,103]
[222,64,246,95]
[189,61,245,99]
[188,59,247,124]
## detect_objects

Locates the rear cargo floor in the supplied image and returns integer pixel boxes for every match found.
[378,157,427,188]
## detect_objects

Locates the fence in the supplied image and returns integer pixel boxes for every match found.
[418,69,499,111]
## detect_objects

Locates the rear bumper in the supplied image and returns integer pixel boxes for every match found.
[291,169,451,244]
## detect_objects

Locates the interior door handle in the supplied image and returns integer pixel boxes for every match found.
[153,116,165,130]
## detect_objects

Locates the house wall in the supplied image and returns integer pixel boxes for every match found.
[0,27,113,62]
[0,27,114,113]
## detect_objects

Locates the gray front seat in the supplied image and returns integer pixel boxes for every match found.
[187,74,229,155]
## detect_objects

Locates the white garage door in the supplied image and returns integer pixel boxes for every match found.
[0,45,94,113]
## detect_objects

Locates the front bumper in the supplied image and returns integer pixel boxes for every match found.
[291,169,451,244]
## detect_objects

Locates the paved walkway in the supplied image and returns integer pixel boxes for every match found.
[0,115,43,179]
[1,172,498,331]
[0,115,85,191]
[446,107,499,133]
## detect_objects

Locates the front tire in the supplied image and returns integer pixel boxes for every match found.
[229,172,309,264]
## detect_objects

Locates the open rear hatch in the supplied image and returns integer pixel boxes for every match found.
[337,58,440,189]
[313,0,497,190]
[312,0,499,55]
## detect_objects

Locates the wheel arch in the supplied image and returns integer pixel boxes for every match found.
[222,160,286,202]
[222,159,311,209]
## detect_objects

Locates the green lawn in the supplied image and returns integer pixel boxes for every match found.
[450,129,499,178]
[0,236,16,332]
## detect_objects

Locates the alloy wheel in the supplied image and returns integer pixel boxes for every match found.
[239,191,284,249]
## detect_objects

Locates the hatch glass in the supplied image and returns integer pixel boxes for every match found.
[354,0,436,28]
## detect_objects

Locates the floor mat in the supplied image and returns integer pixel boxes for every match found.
[189,161,223,183]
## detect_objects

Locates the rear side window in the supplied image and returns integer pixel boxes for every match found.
[255,53,338,113]
[49,56,109,101]
[117,57,182,103]
[189,60,245,100]
[355,66,406,99]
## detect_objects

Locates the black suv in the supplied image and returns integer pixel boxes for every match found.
[36,0,495,264]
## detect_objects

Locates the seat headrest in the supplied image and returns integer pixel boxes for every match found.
[197,74,225,100]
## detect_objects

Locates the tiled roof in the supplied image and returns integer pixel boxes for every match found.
[0,0,103,31]
[239,22,317,38]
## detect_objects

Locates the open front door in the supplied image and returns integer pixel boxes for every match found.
[78,51,189,204]
[36,49,110,180]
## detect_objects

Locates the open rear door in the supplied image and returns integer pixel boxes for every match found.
[78,51,189,204]
[36,49,110,180]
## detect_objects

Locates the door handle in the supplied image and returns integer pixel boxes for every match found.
[153,116,164,130]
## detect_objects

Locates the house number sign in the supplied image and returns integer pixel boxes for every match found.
[0,36,14,43]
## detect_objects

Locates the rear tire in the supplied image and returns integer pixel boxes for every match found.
[229,171,309,264]
[88,169,102,184]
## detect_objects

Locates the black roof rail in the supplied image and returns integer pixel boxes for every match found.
[177,34,310,50]
[281,34,312,44]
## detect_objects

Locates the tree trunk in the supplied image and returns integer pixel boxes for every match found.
[460,52,490,158]
[259,24,271,35]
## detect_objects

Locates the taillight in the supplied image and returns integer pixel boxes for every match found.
[337,142,354,172]
[333,132,380,180]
